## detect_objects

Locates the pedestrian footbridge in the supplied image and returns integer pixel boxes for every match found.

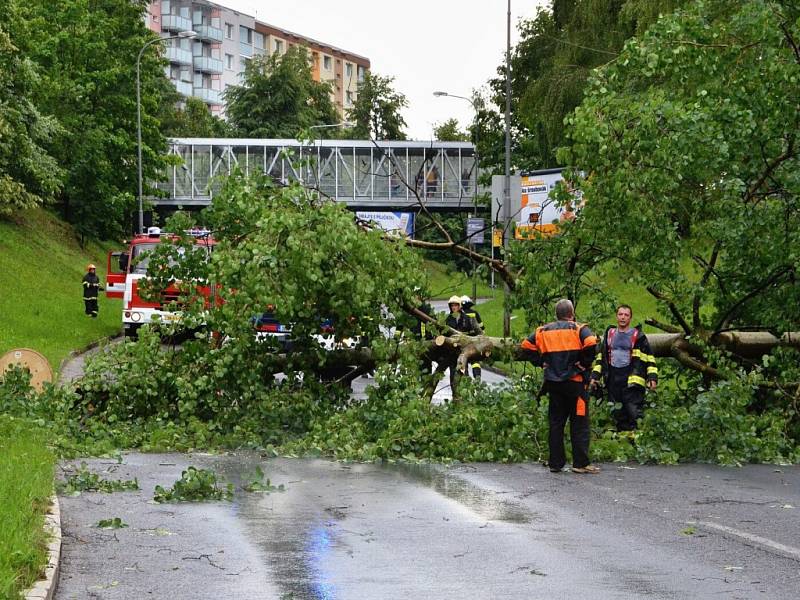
[153,138,479,210]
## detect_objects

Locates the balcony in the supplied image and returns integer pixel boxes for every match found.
[193,56,223,74]
[239,42,253,58]
[164,47,192,66]
[173,79,193,98]
[161,15,193,33]
[194,24,223,43]
[193,87,222,105]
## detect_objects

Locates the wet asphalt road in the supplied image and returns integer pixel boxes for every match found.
[55,454,800,600]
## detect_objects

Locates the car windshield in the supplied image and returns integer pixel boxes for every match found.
[130,242,212,275]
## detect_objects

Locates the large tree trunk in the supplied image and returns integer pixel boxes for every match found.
[272,332,800,383]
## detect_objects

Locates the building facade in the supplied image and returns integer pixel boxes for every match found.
[147,1,370,117]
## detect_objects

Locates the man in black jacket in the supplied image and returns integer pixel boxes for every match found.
[590,304,658,431]
[82,264,103,318]
[521,299,599,473]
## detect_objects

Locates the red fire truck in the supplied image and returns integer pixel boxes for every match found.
[106,227,216,337]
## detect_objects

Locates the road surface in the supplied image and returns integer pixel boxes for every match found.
[55,453,800,599]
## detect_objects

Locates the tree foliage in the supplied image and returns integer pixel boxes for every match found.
[347,72,408,140]
[0,1,62,216]
[9,0,172,240]
[556,0,800,335]
[161,97,231,138]
[225,46,339,139]
[477,0,687,173]
[433,118,469,142]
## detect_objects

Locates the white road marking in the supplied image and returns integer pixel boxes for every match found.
[692,520,800,562]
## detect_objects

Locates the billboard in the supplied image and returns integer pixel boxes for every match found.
[356,212,415,238]
[516,170,566,238]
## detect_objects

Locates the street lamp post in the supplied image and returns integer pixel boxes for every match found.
[137,30,197,234]
[502,0,512,338]
[432,91,481,301]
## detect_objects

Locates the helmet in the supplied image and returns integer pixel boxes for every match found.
[447,295,462,306]
[87,264,96,271]
[461,295,472,305]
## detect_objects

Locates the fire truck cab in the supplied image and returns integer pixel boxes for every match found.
[106,227,216,337]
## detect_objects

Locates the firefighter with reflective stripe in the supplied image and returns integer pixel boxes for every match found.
[590,304,658,431]
[445,295,480,335]
[82,264,103,318]
[520,299,600,474]
[461,295,484,380]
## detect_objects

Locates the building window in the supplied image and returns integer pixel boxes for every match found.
[346,90,353,106]
[161,0,171,14]
[254,31,264,50]
[323,56,332,70]
[240,25,253,45]
[225,53,234,70]
[225,22,233,39]
[345,63,353,78]
[274,39,283,53]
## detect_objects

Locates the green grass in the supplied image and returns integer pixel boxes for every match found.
[424,259,497,300]
[0,416,55,598]
[0,209,122,373]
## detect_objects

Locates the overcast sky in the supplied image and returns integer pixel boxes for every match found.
[221,1,547,139]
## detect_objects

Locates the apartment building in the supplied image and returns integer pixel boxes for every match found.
[146,0,370,117]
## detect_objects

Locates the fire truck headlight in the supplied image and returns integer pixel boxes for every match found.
[131,312,142,322]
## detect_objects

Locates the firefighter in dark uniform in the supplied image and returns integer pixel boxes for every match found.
[590,304,658,431]
[521,299,599,473]
[461,295,484,380]
[442,295,480,399]
[82,264,102,318]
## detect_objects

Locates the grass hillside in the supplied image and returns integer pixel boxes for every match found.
[0,209,122,372]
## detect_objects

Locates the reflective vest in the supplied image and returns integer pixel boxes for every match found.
[591,325,658,388]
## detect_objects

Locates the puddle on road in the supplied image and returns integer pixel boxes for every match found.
[225,457,534,600]
[395,463,535,524]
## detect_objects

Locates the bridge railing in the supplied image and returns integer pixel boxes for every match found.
[154,138,479,209]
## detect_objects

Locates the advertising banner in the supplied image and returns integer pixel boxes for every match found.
[356,212,415,238]
[517,170,566,238]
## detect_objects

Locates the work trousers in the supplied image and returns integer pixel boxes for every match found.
[84,297,98,317]
[545,379,590,470]
[607,366,645,431]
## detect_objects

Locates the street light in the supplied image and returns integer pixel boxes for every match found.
[309,121,355,130]
[137,30,197,234]
[433,90,481,302]
[503,0,512,338]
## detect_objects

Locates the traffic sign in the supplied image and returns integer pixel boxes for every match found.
[466,218,485,245]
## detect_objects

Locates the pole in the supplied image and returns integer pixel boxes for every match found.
[137,32,196,234]
[472,99,479,302]
[502,0,512,337]
[136,45,145,235]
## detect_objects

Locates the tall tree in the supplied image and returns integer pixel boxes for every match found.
[477,0,687,174]
[225,46,338,138]
[347,72,408,140]
[548,0,800,337]
[0,0,62,216]
[11,0,173,240]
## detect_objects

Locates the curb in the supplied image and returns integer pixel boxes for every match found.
[23,494,61,600]
[483,364,511,377]
[57,333,122,378]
